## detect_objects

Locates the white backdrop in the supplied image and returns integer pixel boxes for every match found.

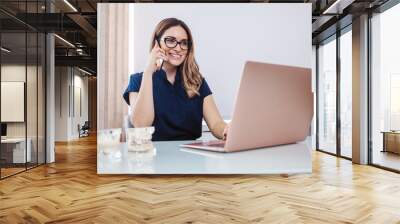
[129,3,311,118]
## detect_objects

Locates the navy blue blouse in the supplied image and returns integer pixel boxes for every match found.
[123,69,212,141]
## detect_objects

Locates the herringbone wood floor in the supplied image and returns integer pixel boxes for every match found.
[1,135,400,224]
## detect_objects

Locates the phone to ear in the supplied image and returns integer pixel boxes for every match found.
[156,37,165,71]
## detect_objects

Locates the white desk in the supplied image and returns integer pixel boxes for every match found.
[1,138,31,163]
[97,133,312,174]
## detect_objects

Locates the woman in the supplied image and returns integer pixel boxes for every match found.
[123,18,228,141]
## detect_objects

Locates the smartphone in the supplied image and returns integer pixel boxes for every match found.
[156,38,164,71]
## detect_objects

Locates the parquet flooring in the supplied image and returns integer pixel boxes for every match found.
[1,167,26,178]
[1,135,400,223]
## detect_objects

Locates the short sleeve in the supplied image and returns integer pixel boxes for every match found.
[123,73,143,105]
[199,78,212,98]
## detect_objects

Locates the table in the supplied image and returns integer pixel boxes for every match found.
[1,138,31,164]
[97,133,312,174]
[381,131,400,154]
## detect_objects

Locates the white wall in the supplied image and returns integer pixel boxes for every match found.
[2,64,46,163]
[71,73,89,138]
[55,66,69,141]
[54,67,89,141]
[1,65,35,137]
[129,3,312,118]
[1,65,26,81]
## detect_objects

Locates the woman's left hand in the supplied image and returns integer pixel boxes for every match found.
[222,123,229,140]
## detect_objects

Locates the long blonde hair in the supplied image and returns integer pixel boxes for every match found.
[150,18,202,98]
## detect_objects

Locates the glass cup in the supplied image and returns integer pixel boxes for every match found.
[125,127,155,152]
[98,128,122,154]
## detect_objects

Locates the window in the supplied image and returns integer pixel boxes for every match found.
[370,2,400,171]
[318,37,337,154]
[0,1,46,179]
[317,26,353,159]
[340,29,352,158]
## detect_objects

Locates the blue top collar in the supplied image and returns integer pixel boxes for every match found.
[158,68,182,85]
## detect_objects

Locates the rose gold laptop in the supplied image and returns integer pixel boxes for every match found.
[181,61,313,152]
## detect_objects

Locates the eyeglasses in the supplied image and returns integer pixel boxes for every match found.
[160,36,191,50]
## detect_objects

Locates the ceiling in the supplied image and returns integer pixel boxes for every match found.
[0,0,392,75]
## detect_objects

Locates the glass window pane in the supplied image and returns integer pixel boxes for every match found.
[26,0,39,169]
[371,3,400,171]
[27,31,38,169]
[1,30,27,177]
[0,1,46,179]
[340,29,352,158]
[38,33,45,165]
[318,37,337,154]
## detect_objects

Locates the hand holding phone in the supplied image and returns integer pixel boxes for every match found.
[146,39,168,73]
[157,58,164,71]
[156,38,165,71]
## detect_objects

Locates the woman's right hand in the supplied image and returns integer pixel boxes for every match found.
[145,41,168,74]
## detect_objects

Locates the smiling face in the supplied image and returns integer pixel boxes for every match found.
[159,25,189,67]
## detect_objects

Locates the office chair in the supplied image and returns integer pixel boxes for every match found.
[79,121,90,138]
